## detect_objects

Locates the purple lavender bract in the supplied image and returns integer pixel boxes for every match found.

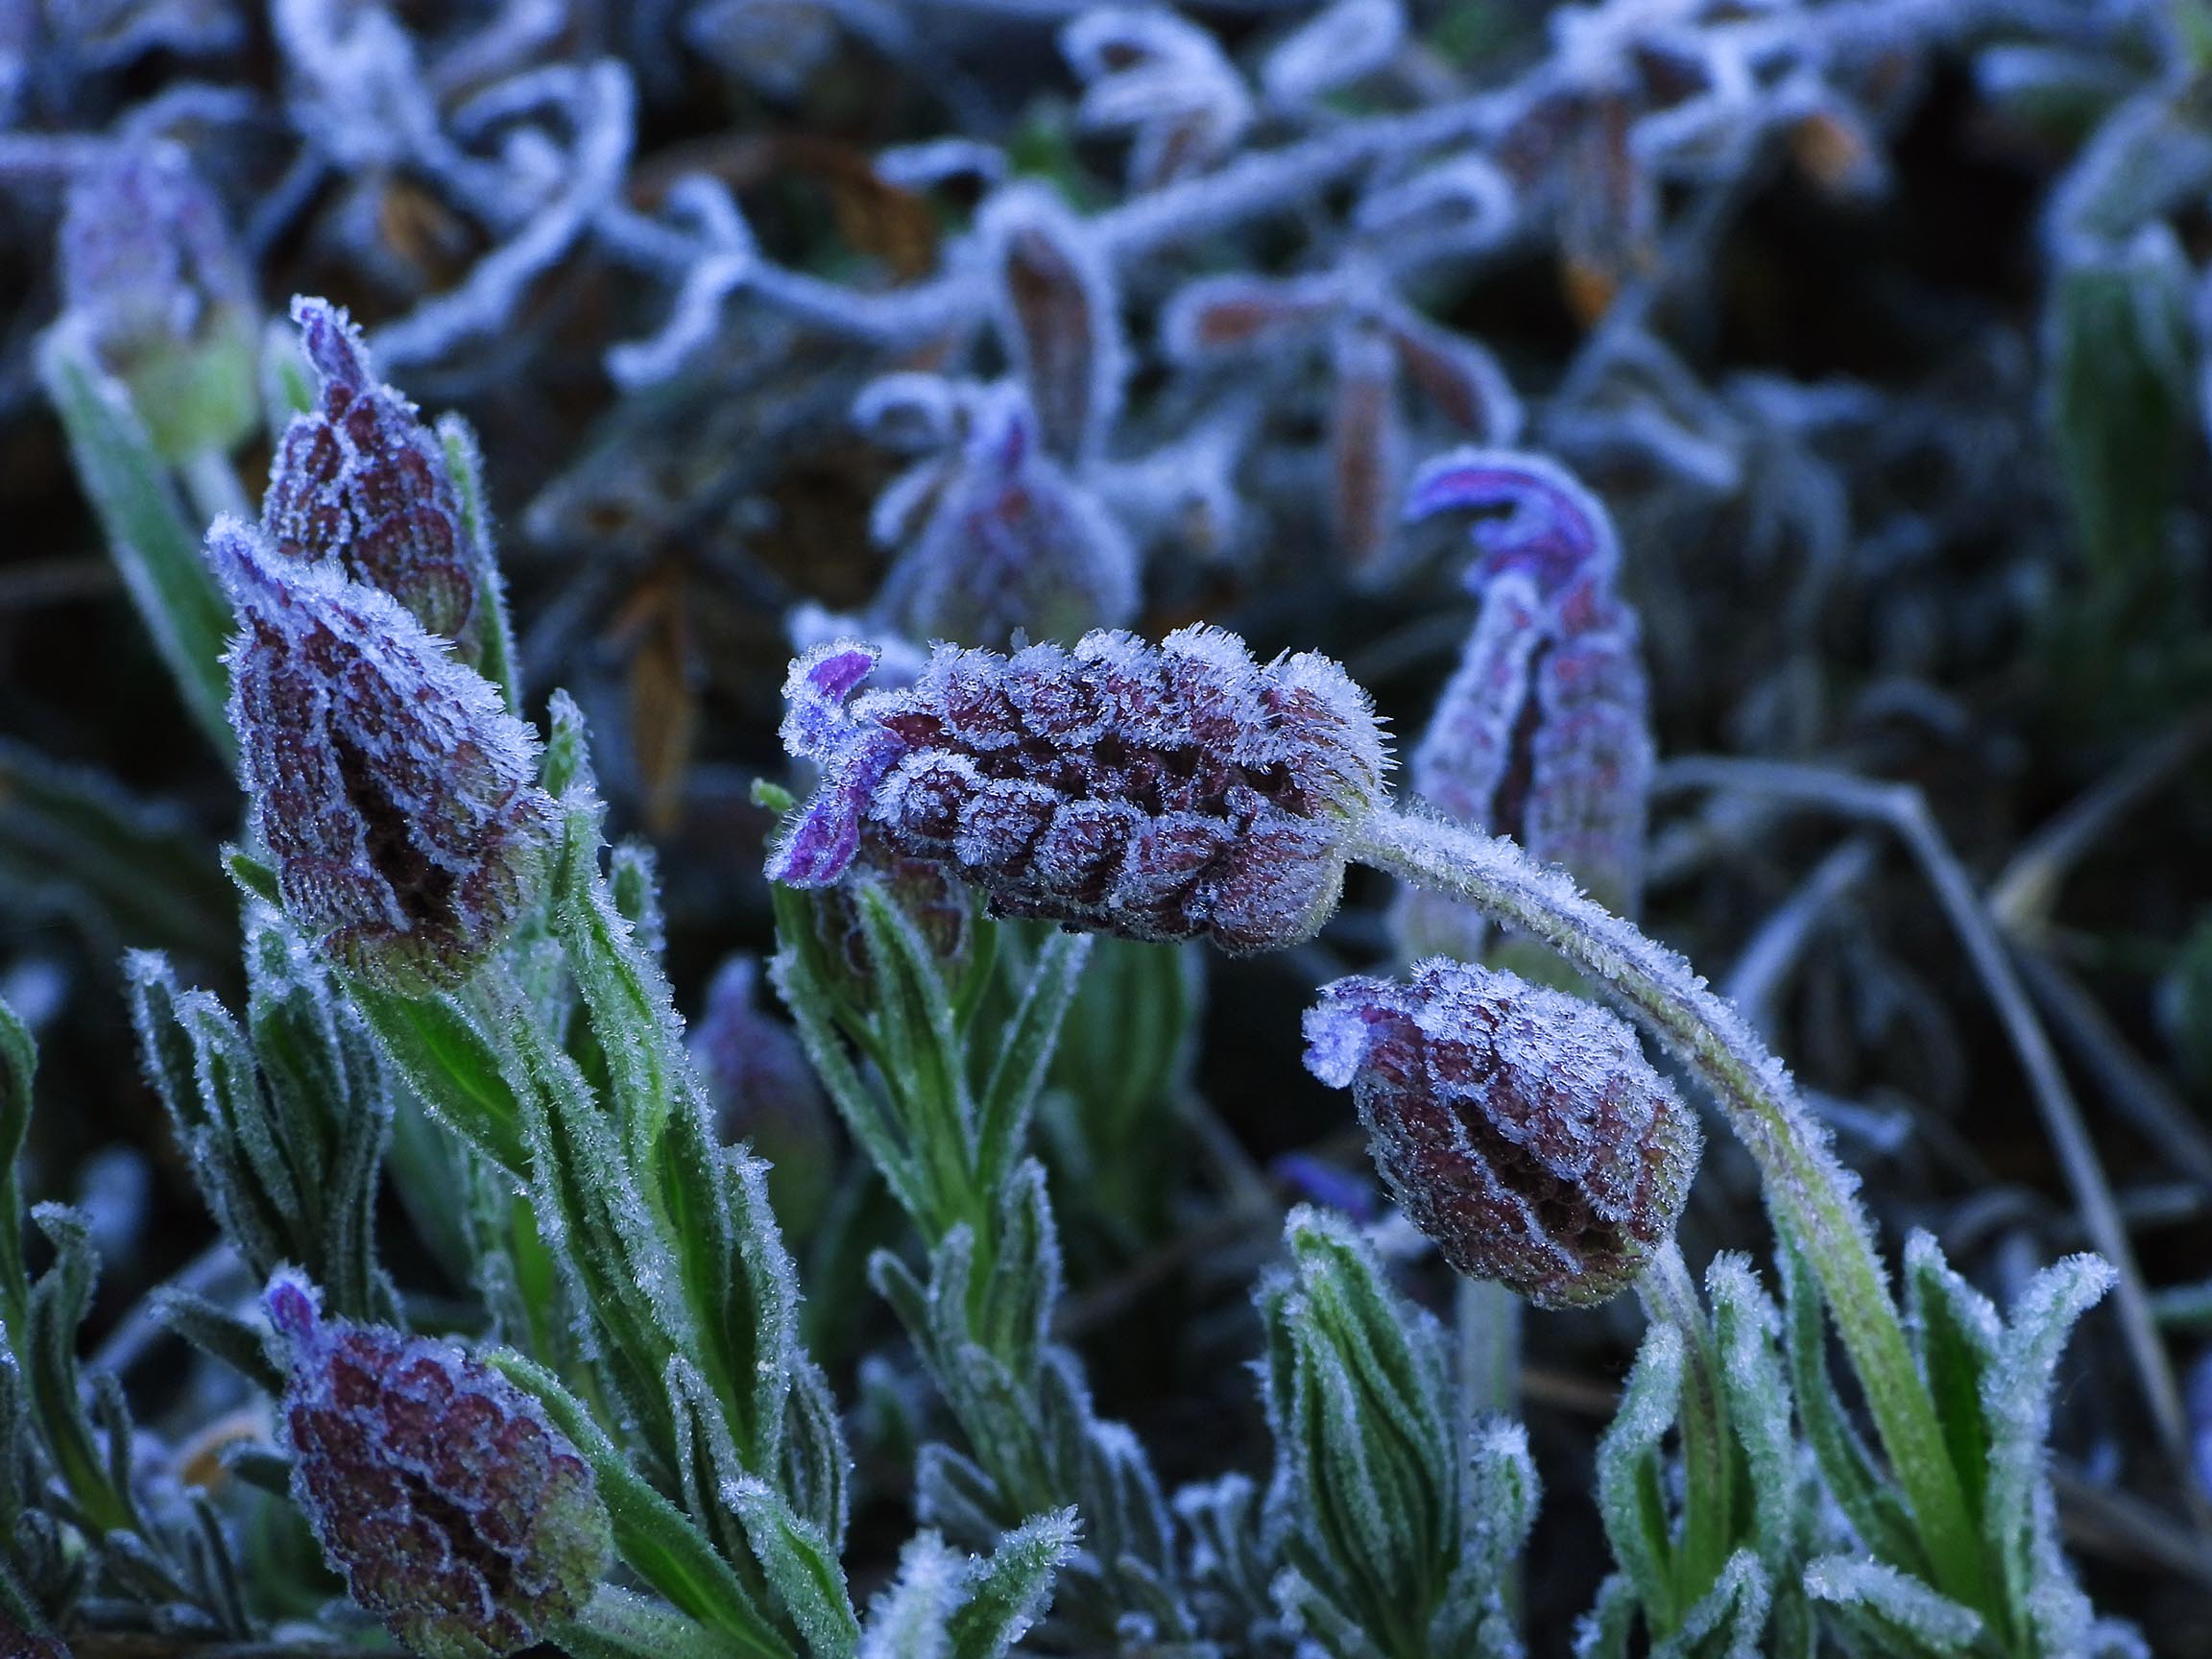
[207,516,553,992]
[769,625,1387,952]
[268,1272,609,1659]
[264,298,483,647]
[1395,450,1652,957]
[57,139,257,460]
[1304,957,1698,1309]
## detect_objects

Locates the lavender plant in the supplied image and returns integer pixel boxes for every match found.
[2,1,2203,1654]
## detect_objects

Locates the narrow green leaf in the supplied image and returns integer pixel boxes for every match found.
[150,1287,286,1398]
[727,1477,861,1659]
[349,981,530,1178]
[556,1585,763,1659]
[974,930,1091,1201]
[492,1351,796,1659]
[946,1508,1078,1659]
[37,322,234,757]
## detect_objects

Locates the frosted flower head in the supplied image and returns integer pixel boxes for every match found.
[1304,958,1698,1308]
[208,517,554,993]
[865,379,1138,648]
[267,1271,610,1659]
[57,138,257,460]
[264,298,481,647]
[768,626,1389,953]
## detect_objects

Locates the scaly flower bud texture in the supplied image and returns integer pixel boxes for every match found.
[267,1272,610,1659]
[264,298,482,645]
[207,517,553,992]
[770,626,1388,952]
[1304,957,1698,1308]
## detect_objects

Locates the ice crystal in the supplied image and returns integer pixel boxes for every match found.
[264,298,486,647]
[268,1271,610,1659]
[206,517,553,992]
[769,626,1388,952]
[1303,957,1699,1308]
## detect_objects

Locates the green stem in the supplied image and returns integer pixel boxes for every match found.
[1636,1241,1731,1613]
[1351,806,1985,1610]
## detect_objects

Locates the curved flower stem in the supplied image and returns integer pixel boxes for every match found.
[1348,805,1985,1610]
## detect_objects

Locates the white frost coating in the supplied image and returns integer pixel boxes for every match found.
[981,181,1130,463]
[1260,0,1406,111]
[373,61,636,368]
[1062,7,1253,190]
[1802,1554,1983,1651]
[1981,1252,2118,1656]
[1355,153,1518,256]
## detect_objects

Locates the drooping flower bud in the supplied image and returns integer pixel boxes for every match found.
[1393,450,1651,960]
[267,1272,611,1659]
[768,625,1388,953]
[57,139,258,461]
[263,298,485,648]
[206,517,554,993]
[692,954,836,1230]
[863,377,1138,648]
[1303,957,1699,1308]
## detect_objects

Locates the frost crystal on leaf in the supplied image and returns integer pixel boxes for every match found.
[263,297,486,648]
[268,1270,611,1659]
[1061,7,1253,192]
[207,517,554,993]
[1303,957,1699,1308]
[769,626,1388,952]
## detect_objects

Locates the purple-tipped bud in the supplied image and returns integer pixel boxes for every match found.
[267,1272,610,1659]
[58,139,257,460]
[264,299,483,648]
[868,381,1138,647]
[692,955,835,1228]
[1304,958,1698,1309]
[769,625,1388,953]
[207,517,554,993]
[1395,451,1651,957]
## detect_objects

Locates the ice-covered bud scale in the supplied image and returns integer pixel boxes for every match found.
[1396,450,1651,956]
[769,626,1388,952]
[1304,957,1698,1308]
[57,139,257,460]
[264,298,483,646]
[267,1272,610,1659]
[207,517,554,993]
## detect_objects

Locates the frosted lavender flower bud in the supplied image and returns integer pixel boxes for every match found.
[769,625,1388,953]
[57,139,257,461]
[206,517,554,993]
[692,954,835,1228]
[1304,958,1699,1309]
[1395,451,1650,956]
[267,1272,610,1659]
[869,381,1138,647]
[263,298,481,646]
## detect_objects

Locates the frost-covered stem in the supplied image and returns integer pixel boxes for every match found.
[1454,1276,1519,1418]
[1636,1240,1730,1606]
[1348,805,1985,1607]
